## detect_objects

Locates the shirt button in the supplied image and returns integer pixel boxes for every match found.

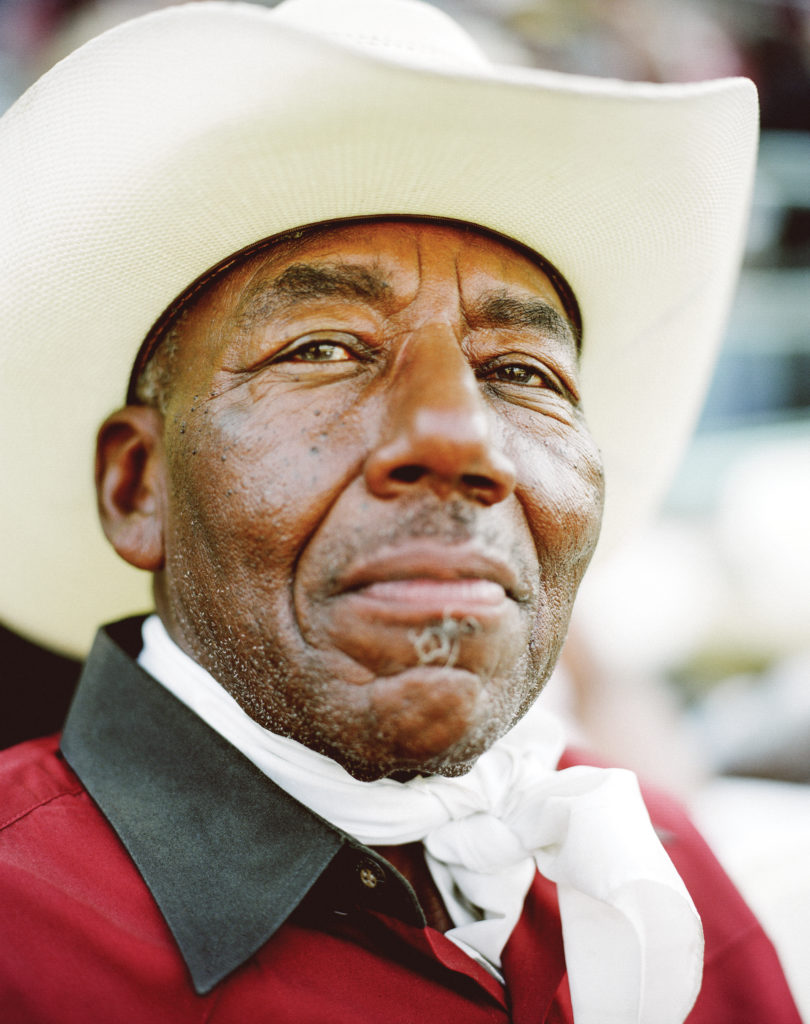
[357,859,385,889]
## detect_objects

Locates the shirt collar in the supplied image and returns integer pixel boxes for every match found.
[61,618,424,994]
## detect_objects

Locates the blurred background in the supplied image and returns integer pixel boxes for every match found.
[1,0,808,1013]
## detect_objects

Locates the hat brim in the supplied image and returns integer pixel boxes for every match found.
[0,1,757,655]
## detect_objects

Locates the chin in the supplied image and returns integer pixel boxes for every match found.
[322,719,508,783]
[337,753,482,784]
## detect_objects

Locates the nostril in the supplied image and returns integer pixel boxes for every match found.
[390,465,427,484]
[461,473,496,491]
[365,439,516,505]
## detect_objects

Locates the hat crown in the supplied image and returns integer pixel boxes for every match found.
[272,0,490,72]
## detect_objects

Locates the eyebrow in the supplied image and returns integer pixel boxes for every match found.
[231,262,391,334]
[469,292,581,353]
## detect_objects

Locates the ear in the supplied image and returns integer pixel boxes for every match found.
[95,406,167,571]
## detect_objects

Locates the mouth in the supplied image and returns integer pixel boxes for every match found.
[330,541,527,624]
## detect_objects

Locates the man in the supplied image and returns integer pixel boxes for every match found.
[0,1,801,1021]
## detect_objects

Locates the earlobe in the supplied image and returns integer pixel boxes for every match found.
[96,406,167,571]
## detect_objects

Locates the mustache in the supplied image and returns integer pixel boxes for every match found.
[317,496,539,601]
[368,497,481,541]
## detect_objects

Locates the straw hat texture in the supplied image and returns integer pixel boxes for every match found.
[0,0,758,655]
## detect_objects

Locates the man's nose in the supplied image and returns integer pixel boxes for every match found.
[364,328,517,506]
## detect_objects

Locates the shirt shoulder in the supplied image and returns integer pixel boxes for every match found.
[0,733,84,832]
[0,733,210,1022]
[0,730,159,930]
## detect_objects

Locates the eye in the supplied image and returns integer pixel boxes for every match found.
[277,331,361,363]
[481,358,563,393]
[289,341,351,362]
[490,363,547,386]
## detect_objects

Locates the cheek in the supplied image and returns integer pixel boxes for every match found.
[508,429,603,685]
[164,395,365,576]
[513,425,605,569]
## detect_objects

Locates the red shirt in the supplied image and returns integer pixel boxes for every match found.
[0,622,802,1023]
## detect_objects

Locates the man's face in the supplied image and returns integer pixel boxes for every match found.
[150,220,604,780]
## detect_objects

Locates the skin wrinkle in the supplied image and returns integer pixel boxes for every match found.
[100,219,604,782]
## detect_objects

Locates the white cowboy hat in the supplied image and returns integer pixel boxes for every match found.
[0,0,757,657]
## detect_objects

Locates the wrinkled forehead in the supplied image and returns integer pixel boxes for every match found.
[127,216,581,401]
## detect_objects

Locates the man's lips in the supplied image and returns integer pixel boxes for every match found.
[328,542,527,622]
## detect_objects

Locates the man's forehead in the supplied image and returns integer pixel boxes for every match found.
[219,219,578,342]
[232,218,569,298]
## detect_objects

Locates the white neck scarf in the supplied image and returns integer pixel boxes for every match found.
[138,615,703,1024]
